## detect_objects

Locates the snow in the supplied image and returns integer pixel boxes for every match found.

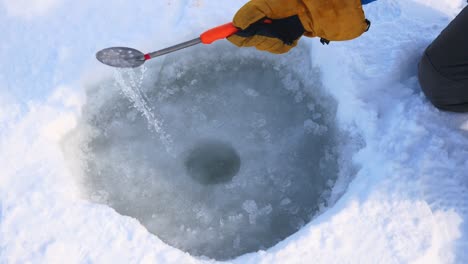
[1,0,468,263]
[1,0,61,19]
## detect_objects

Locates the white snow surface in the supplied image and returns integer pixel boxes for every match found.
[1,0,468,263]
[1,0,61,19]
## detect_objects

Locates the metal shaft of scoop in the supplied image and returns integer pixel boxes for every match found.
[145,38,202,60]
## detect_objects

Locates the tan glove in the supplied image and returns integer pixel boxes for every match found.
[227,0,306,54]
[228,0,370,53]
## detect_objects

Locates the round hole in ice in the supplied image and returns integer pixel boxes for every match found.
[184,139,241,185]
[63,44,340,260]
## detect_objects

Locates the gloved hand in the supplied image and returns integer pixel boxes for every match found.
[228,0,371,52]
[227,0,305,54]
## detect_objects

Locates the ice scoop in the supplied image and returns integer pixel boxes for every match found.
[96,19,275,68]
[96,23,239,68]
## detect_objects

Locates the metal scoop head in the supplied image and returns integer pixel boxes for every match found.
[96,47,146,68]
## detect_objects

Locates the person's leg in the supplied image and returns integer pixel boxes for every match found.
[361,0,378,5]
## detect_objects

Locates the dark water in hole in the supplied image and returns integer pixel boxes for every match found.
[63,46,339,260]
[184,139,241,185]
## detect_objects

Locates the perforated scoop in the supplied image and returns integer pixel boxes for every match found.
[96,47,146,68]
[96,23,239,68]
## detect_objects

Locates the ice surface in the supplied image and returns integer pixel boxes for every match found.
[1,0,468,263]
[62,45,341,260]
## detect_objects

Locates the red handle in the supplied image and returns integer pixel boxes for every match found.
[200,23,239,44]
[200,19,274,45]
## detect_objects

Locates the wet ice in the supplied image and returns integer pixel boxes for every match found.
[63,46,340,260]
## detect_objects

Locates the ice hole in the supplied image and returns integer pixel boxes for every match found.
[63,44,341,260]
[184,139,241,185]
